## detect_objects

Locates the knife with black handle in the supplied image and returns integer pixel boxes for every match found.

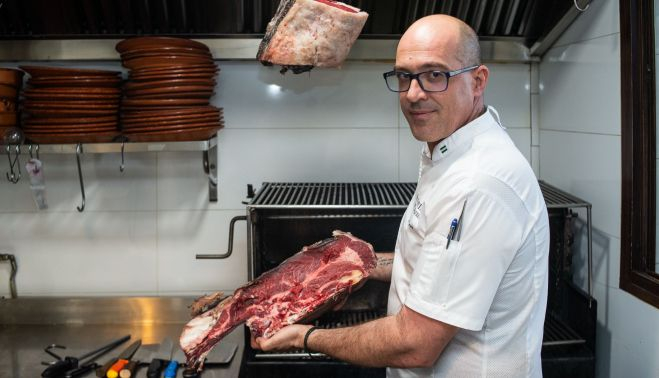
[146,338,173,378]
[146,358,168,378]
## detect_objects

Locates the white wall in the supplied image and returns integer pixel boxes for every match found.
[0,60,531,297]
[539,0,659,377]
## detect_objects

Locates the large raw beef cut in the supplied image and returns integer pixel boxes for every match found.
[180,230,377,371]
[256,0,368,74]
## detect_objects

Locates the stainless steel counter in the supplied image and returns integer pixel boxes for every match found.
[0,297,243,378]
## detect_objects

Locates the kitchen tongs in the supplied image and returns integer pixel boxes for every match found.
[41,334,131,377]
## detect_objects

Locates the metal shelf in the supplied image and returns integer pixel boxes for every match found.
[35,137,217,154]
[3,136,219,209]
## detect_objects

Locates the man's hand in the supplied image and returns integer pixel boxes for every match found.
[250,324,312,352]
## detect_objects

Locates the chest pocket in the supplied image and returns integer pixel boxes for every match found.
[409,234,463,305]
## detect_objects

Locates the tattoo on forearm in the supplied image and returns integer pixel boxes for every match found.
[377,258,393,267]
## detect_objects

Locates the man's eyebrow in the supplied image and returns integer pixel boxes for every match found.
[394,62,451,72]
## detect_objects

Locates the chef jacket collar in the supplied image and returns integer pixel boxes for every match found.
[422,105,503,162]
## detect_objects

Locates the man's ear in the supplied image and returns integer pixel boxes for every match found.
[473,65,489,96]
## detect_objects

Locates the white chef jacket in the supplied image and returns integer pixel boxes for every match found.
[387,106,550,378]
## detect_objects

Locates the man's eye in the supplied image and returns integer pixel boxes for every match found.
[430,71,442,78]
[396,72,409,79]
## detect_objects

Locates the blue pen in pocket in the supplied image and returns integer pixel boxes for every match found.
[446,218,458,248]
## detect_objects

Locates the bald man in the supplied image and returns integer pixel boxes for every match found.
[252,15,550,378]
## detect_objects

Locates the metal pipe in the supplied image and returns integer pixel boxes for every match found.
[196,216,247,259]
[0,253,17,298]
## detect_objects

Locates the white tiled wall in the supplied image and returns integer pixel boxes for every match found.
[539,0,659,377]
[0,59,531,297]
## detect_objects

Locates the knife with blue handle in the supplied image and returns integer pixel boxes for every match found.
[163,360,179,378]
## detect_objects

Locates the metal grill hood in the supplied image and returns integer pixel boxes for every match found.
[0,0,591,60]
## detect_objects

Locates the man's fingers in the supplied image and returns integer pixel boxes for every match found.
[250,334,263,349]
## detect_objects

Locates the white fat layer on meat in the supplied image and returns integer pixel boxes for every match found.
[181,297,236,350]
[338,269,363,284]
[180,314,216,348]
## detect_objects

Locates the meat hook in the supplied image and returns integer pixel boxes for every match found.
[75,143,86,212]
[5,144,21,184]
[119,140,125,172]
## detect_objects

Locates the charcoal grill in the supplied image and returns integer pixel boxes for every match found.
[223,181,595,378]
[235,182,412,378]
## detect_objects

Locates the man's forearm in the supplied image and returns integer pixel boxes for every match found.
[370,252,394,282]
[306,314,424,368]
[253,306,457,369]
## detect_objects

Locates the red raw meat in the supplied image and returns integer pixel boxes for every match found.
[179,230,376,371]
[256,0,368,74]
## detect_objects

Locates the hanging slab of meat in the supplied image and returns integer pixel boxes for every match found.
[180,230,376,371]
[256,0,368,74]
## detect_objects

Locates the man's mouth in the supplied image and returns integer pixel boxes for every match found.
[409,109,435,119]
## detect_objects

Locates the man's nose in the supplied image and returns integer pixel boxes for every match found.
[405,78,428,102]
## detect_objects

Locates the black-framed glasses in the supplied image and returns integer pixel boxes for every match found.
[382,65,479,93]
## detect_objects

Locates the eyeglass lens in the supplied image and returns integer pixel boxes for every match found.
[386,71,448,92]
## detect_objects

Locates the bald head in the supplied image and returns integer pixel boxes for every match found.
[395,14,489,149]
[399,15,481,67]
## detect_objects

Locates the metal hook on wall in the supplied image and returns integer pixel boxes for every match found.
[0,253,17,298]
[75,143,86,212]
[28,144,40,160]
[119,141,125,172]
[574,0,589,12]
[5,144,21,184]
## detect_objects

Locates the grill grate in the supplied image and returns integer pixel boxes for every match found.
[250,181,589,210]
[253,310,384,360]
[250,183,416,208]
[542,314,586,346]
[539,180,591,209]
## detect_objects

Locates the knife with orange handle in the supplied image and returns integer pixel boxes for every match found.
[104,340,141,378]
